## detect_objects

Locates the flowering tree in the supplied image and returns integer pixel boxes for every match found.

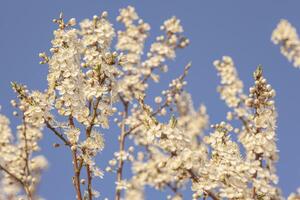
[0,6,299,200]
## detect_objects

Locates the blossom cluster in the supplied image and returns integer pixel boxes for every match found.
[272,19,300,67]
[272,19,300,200]
[0,83,48,200]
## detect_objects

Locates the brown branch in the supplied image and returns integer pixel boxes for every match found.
[86,164,93,200]
[124,100,169,137]
[22,115,30,176]
[83,71,107,200]
[84,97,102,200]
[45,120,71,146]
[72,149,83,200]
[45,117,84,199]
[69,116,83,200]
[86,97,101,137]
[115,99,129,200]
[187,169,220,200]
[0,164,24,186]
[0,164,33,200]
[78,158,84,173]
[166,182,178,193]
[22,118,33,200]
[124,62,191,137]
[165,182,183,198]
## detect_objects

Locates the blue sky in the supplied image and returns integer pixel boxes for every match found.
[1,1,300,199]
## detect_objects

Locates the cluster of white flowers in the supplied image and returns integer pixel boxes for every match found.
[0,83,48,200]
[116,6,150,101]
[204,61,281,199]
[211,59,281,199]
[116,6,149,67]
[272,19,300,67]
[176,91,208,140]
[118,74,211,199]
[272,19,300,199]
[213,56,245,108]
[144,16,188,68]
[242,68,280,198]
[48,22,89,123]
[47,12,120,199]
[195,122,249,199]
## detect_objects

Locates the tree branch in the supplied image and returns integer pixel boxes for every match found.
[0,164,32,200]
[69,116,83,200]
[45,120,71,146]
[187,169,220,200]
[115,98,129,200]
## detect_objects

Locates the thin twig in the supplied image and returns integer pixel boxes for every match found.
[124,62,191,137]
[124,99,169,137]
[22,116,30,176]
[45,120,71,146]
[187,169,220,200]
[115,98,129,200]
[69,116,83,200]
[72,149,83,200]
[85,97,101,200]
[21,115,33,200]
[0,164,33,200]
